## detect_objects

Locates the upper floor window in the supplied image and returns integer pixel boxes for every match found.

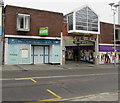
[17,14,30,31]
[68,14,73,30]
[66,6,99,34]
[76,7,98,32]
[115,29,120,41]
[64,16,67,23]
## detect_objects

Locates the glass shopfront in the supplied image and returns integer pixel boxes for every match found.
[7,38,61,65]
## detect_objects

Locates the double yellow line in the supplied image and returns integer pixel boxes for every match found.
[15,78,62,102]
[26,89,62,103]
[15,78,37,83]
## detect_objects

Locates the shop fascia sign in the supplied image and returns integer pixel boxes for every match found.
[73,41,89,44]
[39,27,48,36]
[73,37,96,42]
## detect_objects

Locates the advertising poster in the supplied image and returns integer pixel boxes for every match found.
[66,50,74,60]
[99,52,120,64]
[80,50,94,62]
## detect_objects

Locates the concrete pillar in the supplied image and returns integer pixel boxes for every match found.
[4,38,8,65]
[60,32,65,65]
[94,34,99,65]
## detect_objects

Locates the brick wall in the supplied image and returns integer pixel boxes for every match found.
[4,5,63,37]
[99,22,120,44]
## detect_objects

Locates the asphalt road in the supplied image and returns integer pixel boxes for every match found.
[2,67,118,102]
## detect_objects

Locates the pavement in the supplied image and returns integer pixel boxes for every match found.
[1,61,119,71]
[62,91,119,102]
[1,61,119,102]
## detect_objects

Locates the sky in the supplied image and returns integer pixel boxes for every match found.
[4,0,120,24]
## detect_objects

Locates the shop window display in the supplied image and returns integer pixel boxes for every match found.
[99,52,120,64]
[80,50,94,63]
[66,50,74,60]
[65,49,94,63]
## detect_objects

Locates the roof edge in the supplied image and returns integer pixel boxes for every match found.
[5,5,63,15]
[65,4,100,17]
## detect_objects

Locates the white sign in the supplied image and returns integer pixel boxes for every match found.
[22,49,28,58]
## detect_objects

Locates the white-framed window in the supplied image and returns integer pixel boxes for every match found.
[68,14,73,30]
[66,6,100,34]
[76,7,98,32]
[17,13,30,31]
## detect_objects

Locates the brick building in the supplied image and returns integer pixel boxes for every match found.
[2,5,120,65]
[99,22,120,64]
[4,5,63,65]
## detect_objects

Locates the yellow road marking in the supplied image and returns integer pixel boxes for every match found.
[15,78,30,80]
[27,98,60,103]
[25,89,62,103]
[30,78,37,83]
[47,89,62,99]
[15,78,37,83]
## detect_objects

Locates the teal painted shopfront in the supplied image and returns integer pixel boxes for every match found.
[8,44,31,64]
[7,38,61,65]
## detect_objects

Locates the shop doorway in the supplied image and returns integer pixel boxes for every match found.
[31,46,49,64]
[65,45,94,63]
[74,50,78,61]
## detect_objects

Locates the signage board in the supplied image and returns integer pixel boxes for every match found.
[8,38,60,45]
[39,27,48,36]
[73,41,88,44]
[73,37,96,42]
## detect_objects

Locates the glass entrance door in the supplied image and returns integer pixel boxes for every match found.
[38,46,44,64]
[44,46,49,63]
[31,46,49,64]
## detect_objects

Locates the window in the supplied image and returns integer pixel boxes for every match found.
[64,16,67,23]
[115,29,120,41]
[17,14,30,31]
[75,7,98,32]
[68,14,73,30]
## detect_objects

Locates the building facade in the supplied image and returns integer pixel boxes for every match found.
[63,5,100,64]
[63,5,120,64]
[99,22,120,64]
[3,5,120,65]
[4,5,63,65]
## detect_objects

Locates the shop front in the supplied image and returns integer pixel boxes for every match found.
[5,37,61,65]
[63,5,100,64]
[99,45,120,64]
[66,46,94,63]
[65,36,96,63]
